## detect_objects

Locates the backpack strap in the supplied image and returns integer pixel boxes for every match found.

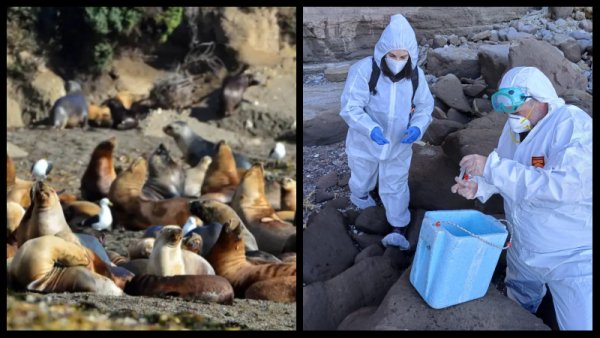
[368,57,381,96]
[410,66,419,113]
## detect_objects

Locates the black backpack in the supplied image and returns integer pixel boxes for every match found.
[368,56,419,112]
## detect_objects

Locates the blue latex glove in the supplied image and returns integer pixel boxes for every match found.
[401,126,421,144]
[370,127,390,145]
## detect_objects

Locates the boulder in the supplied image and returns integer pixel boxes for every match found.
[354,243,384,265]
[478,44,509,89]
[7,96,23,128]
[427,46,480,79]
[432,74,473,113]
[561,89,593,118]
[446,108,471,125]
[422,119,464,146]
[355,206,390,235]
[550,7,573,20]
[324,63,351,82]
[559,39,582,63]
[303,82,348,146]
[7,142,29,158]
[316,171,339,190]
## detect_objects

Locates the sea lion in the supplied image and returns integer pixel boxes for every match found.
[162,120,251,169]
[63,200,102,228]
[244,276,296,303]
[49,80,88,129]
[108,157,191,230]
[128,237,155,259]
[105,97,138,130]
[8,201,25,236]
[201,141,240,203]
[275,177,296,222]
[265,180,281,210]
[87,104,113,127]
[8,235,123,295]
[120,259,149,276]
[180,220,223,257]
[142,143,185,200]
[220,72,260,117]
[182,250,215,275]
[115,91,135,110]
[246,250,282,265]
[58,192,78,205]
[80,137,118,201]
[7,155,34,209]
[183,155,212,198]
[207,220,296,301]
[231,164,296,254]
[182,232,203,255]
[189,199,259,252]
[14,180,80,247]
[124,274,234,304]
[107,250,129,266]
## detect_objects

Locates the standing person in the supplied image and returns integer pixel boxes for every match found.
[451,66,592,330]
[340,14,434,249]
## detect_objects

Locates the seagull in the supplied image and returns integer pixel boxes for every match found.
[268,142,286,161]
[182,216,198,237]
[31,159,53,181]
[81,198,113,231]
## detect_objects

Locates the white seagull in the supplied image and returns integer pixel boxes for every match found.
[81,198,114,231]
[31,158,53,181]
[268,142,286,161]
[182,216,198,236]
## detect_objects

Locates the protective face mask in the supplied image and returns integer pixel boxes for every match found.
[508,103,534,134]
[386,57,407,75]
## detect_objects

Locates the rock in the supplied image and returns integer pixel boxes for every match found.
[342,209,361,226]
[324,63,350,82]
[338,307,378,330]
[383,246,411,270]
[516,22,537,34]
[432,35,448,48]
[316,171,339,190]
[354,233,384,249]
[338,173,350,187]
[422,119,464,146]
[471,30,491,42]
[355,206,389,235]
[448,34,460,46]
[559,40,582,63]
[549,33,571,46]
[7,142,29,158]
[406,209,427,251]
[508,38,587,96]
[408,144,475,210]
[490,30,499,42]
[579,19,592,32]
[303,256,401,330]
[303,82,348,146]
[442,112,508,165]
[550,7,573,19]
[7,96,23,128]
[315,189,334,203]
[574,11,586,21]
[569,31,592,41]
[325,197,351,210]
[304,207,359,284]
[432,106,447,120]
[346,267,551,330]
[462,82,487,97]
[575,39,592,53]
[354,244,384,265]
[30,69,66,121]
[427,46,480,79]
[478,44,509,89]
[446,108,471,125]
[561,89,593,118]
[459,37,468,46]
[432,74,473,113]
[506,31,535,41]
[473,98,493,114]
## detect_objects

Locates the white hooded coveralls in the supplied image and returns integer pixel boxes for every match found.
[474,67,592,330]
[339,14,434,227]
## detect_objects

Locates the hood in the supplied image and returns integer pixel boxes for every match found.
[374,14,418,70]
[499,66,566,114]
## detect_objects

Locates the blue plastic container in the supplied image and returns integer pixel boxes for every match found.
[409,210,508,309]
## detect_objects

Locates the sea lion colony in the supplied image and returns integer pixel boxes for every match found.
[7,116,296,305]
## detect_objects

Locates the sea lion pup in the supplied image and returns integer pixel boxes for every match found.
[275,177,296,222]
[207,220,296,301]
[220,71,260,117]
[183,155,212,198]
[201,141,240,203]
[231,164,296,254]
[14,180,80,247]
[142,143,185,200]
[265,180,281,210]
[87,103,113,127]
[181,221,224,257]
[105,97,138,130]
[124,274,234,304]
[49,80,88,129]
[189,199,259,252]
[8,235,123,295]
[182,232,203,255]
[108,157,190,230]
[162,120,251,169]
[107,250,129,266]
[8,201,25,237]
[128,237,155,259]
[7,155,34,209]
[80,137,118,201]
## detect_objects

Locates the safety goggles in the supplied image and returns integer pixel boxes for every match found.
[491,87,532,113]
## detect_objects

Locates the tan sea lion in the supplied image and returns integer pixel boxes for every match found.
[62,200,102,228]
[183,155,212,198]
[231,164,296,254]
[189,199,259,252]
[142,143,185,200]
[58,192,79,205]
[182,250,215,275]
[207,220,296,301]
[201,141,240,203]
[182,233,203,255]
[7,155,34,209]
[80,137,118,201]
[108,250,129,266]
[14,181,80,247]
[87,104,113,127]
[124,274,234,304]
[147,225,186,276]
[244,276,296,302]
[108,158,191,230]
[128,237,155,259]
[265,180,281,210]
[115,91,135,110]
[280,177,296,212]
[8,201,25,236]
[8,236,123,295]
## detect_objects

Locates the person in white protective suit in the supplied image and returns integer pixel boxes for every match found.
[451,66,592,330]
[339,14,434,250]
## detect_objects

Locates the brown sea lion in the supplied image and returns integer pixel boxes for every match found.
[8,235,123,295]
[124,274,234,304]
[80,137,117,201]
[14,181,80,247]
[201,141,240,203]
[182,233,203,255]
[58,192,79,205]
[220,72,260,117]
[207,220,296,301]
[108,158,191,230]
[120,259,149,276]
[62,200,102,228]
[7,155,34,209]
[128,237,155,259]
[142,143,185,200]
[115,91,135,110]
[162,121,251,168]
[108,250,129,266]
[105,97,139,130]
[231,164,296,254]
[244,276,296,302]
[183,155,212,198]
